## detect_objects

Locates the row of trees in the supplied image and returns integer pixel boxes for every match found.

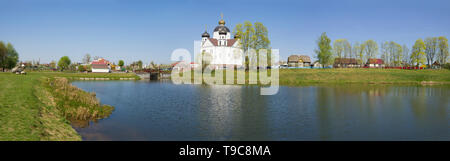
[315,32,449,67]
[0,41,19,72]
[59,53,165,72]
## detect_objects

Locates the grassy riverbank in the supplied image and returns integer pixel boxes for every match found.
[0,72,135,140]
[186,68,450,85]
[279,68,450,85]
[29,71,140,80]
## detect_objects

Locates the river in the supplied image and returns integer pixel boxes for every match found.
[71,81,449,141]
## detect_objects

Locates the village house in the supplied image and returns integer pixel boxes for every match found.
[91,58,111,73]
[110,64,116,71]
[333,58,359,68]
[287,55,311,67]
[366,58,385,68]
[287,55,299,67]
[311,61,323,68]
[172,61,200,70]
[431,61,441,69]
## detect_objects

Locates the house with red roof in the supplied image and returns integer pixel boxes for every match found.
[171,61,199,70]
[91,58,111,73]
[366,58,385,68]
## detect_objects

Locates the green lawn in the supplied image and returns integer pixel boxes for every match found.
[0,73,43,140]
[279,68,450,86]
[188,68,450,85]
[0,71,135,140]
[0,73,82,140]
[30,71,139,80]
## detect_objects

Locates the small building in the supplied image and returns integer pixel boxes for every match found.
[171,61,188,71]
[190,62,200,69]
[298,55,311,67]
[366,58,385,68]
[432,61,440,69]
[91,58,111,73]
[311,61,323,68]
[110,64,116,71]
[287,55,311,67]
[334,58,358,68]
[287,55,299,67]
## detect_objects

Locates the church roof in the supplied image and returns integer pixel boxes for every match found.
[219,29,227,35]
[227,39,237,46]
[208,38,218,46]
[214,25,230,33]
[202,31,210,37]
[207,38,237,47]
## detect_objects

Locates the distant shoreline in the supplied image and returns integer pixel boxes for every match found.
[178,68,450,86]
[278,68,450,86]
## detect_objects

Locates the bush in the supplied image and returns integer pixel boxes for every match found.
[77,65,86,72]
[77,65,92,72]
[443,63,450,69]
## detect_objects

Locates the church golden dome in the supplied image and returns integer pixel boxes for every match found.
[219,19,225,25]
[214,13,229,34]
[218,13,225,25]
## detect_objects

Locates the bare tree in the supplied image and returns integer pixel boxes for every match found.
[402,44,410,66]
[437,36,449,66]
[352,42,363,65]
[83,53,91,64]
[333,39,351,59]
[425,37,438,67]
[363,40,378,59]
[381,41,389,65]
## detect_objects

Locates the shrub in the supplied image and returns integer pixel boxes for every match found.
[443,63,450,69]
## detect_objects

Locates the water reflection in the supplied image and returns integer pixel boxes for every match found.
[72,81,450,141]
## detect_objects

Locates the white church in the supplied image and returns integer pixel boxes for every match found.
[200,16,243,68]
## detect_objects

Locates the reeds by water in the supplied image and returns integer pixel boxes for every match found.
[45,77,114,120]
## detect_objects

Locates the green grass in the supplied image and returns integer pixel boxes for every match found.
[279,68,450,86]
[0,73,81,140]
[185,68,450,86]
[0,73,43,140]
[0,71,133,140]
[44,77,114,120]
[29,71,139,80]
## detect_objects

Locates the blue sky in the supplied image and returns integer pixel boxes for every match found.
[0,0,449,64]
